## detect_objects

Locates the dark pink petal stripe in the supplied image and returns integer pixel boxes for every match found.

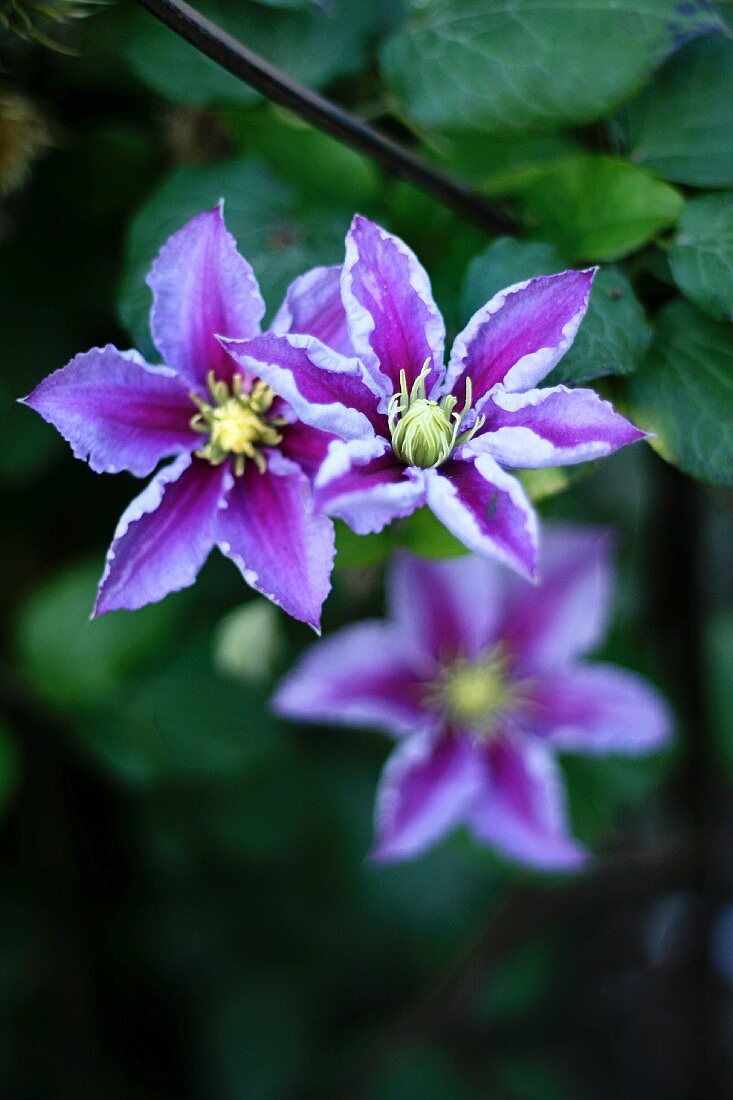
[22,346,197,478]
[342,215,445,402]
[217,451,334,632]
[95,455,228,615]
[148,204,264,389]
[445,269,595,405]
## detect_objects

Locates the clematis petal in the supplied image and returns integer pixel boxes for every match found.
[473,385,646,468]
[424,453,538,580]
[342,215,445,405]
[220,331,384,441]
[315,449,426,535]
[372,732,485,863]
[278,419,337,480]
[469,737,587,870]
[501,525,612,674]
[148,204,264,389]
[528,664,672,754]
[387,552,505,662]
[22,345,197,477]
[94,454,227,616]
[217,451,334,632]
[271,265,353,356]
[275,621,430,737]
[444,269,595,406]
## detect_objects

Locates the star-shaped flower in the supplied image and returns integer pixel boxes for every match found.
[22,205,344,630]
[275,527,672,868]
[223,216,646,579]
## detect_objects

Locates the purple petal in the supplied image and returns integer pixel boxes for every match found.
[372,732,484,863]
[342,215,445,405]
[444,269,595,407]
[387,552,505,662]
[220,332,384,441]
[148,204,264,390]
[217,451,334,631]
[315,449,426,535]
[271,265,354,356]
[95,454,227,615]
[424,454,538,580]
[278,419,337,480]
[501,525,612,674]
[22,346,196,477]
[528,663,672,754]
[473,385,646,468]
[275,620,430,736]
[469,737,587,870]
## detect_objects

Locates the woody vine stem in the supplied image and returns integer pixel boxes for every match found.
[134,0,518,235]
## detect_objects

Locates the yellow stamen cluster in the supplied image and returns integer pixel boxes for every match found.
[425,646,517,739]
[190,372,285,475]
[388,361,485,468]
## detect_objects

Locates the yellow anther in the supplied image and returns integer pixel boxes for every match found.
[424,647,517,738]
[190,372,284,475]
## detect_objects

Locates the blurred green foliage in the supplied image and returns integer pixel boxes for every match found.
[2,0,733,1096]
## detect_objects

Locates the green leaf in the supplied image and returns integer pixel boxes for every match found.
[514,156,683,262]
[669,192,733,321]
[123,0,380,107]
[461,239,566,314]
[381,0,723,137]
[117,158,350,357]
[461,238,651,383]
[224,107,380,209]
[619,36,733,187]
[426,132,580,194]
[396,508,467,559]
[334,522,391,569]
[81,636,282,787]
[550,267,652,384]
[627,300,733,486]
[516,467,576,503]
[15,559,182,712]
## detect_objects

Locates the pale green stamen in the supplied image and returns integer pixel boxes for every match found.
[190,371,285,476]
[387,361,485,468]
[425,646,517,739]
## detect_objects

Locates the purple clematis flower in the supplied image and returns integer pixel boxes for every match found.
[22,205,346,630]
[222,216,646,580]
[275,526,672,868]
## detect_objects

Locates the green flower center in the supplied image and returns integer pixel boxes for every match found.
[190,371,285,475]
[426,646,517,738]
[387,361,485,468]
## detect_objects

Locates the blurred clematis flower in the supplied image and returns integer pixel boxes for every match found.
[22,205,343,630]
[275,527,672,868]
[223,216,646,580]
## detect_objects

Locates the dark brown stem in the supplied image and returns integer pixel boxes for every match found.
[134,0,518,235]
